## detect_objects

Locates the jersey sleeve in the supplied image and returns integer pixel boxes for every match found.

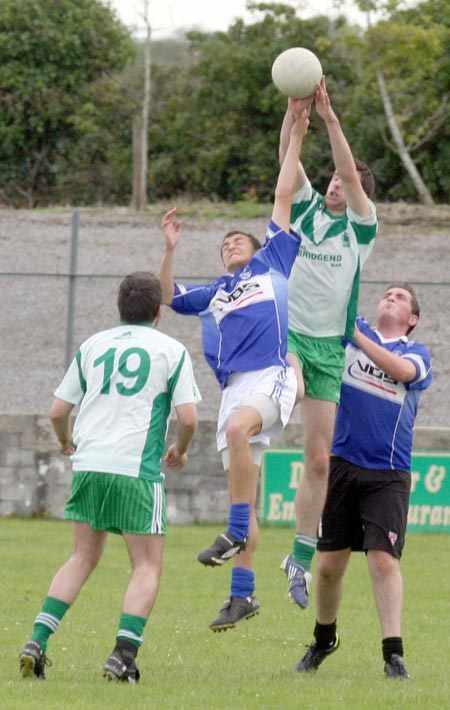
[168,349,202,407]
[171,282,216,315]
[54,351,86,405]
[290,179,315,223]
[403,342,433,391]
[256,220,301,277]
[342,315,371,347]
[347,200,378,266]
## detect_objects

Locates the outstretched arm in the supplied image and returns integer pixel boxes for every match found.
[159,208,181,305]
[315,76,371,217]
[272,100,311,233]
[278,95,314,189]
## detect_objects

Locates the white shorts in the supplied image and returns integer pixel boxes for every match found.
[217,365,297,469]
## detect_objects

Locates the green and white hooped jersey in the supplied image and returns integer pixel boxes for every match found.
[55,324,201,481]
[288,181,378,339]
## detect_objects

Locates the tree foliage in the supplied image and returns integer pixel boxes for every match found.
[0,0,135,205]
[0,0,448,206]
[149,5,340,201]
[149,0,449,204]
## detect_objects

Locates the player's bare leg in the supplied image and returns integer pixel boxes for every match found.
[198,406,262,567]
[295,549,349,673]
[282,397,336,608]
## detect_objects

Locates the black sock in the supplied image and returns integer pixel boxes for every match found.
[314,620,337,649]
[382,637,403,662]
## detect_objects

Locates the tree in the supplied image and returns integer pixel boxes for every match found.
[132,0,152,211]
[0,0,134,206]
[348,0,449,203]
[148,3,339,201]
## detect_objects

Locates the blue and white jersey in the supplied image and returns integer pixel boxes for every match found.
[332,316,432,471]
[171,220,301,389]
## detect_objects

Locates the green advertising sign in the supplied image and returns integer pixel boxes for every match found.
[260,449,450,532]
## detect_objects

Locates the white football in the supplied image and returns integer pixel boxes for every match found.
[272,47,323,98]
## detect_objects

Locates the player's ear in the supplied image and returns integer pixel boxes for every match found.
[408,313,419,329]
[154,305,162,326]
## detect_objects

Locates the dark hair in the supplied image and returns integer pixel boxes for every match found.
[355,158,375,199]
[386,281,420,334]
[220,230,262,261]
[118,271,162,324]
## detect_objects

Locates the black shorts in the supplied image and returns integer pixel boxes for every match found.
[317,456,411,558]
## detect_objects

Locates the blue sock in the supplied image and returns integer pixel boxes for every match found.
[231,567,255,598]
[227,502,250,540]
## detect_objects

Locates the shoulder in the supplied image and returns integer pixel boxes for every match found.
[347,199,377,225]
[403,339,431,360]
[355,316,375,339]
[80,326,117,351]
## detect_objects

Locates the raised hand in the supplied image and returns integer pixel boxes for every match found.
[161,207,182,251]
[314,76,336,123]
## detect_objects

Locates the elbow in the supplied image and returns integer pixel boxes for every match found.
[178,404,198,432]
[274,187,294,206]
[50,398,74,423]
[185,410,199,434]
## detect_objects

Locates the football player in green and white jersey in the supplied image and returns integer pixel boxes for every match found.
[278,76,378,609]
[19,271,201,684]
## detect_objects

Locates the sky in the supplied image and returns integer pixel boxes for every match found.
[104,0,365,38]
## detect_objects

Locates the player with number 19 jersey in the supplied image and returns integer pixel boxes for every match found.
[171,220,301,389]
[54,325,201,481]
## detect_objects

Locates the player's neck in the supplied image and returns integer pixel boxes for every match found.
[323,201,346,217]
[376,323,408,340]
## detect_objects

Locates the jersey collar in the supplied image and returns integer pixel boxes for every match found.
[374,328,408,344]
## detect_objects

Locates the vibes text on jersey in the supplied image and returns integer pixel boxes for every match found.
[344,351,404,402]
[210,274,275,323]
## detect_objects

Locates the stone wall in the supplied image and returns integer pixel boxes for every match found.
[1,414,449,523]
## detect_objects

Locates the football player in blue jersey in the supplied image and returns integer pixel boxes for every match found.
[295,283,432,680]
[159,101,312,631]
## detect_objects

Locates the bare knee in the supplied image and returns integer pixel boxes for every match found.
[71,549,102,575]
[368,550,399,580]
[306,451,330,480]
[317,551,349,584]
[317,560,341,584]
[226,419,249,450]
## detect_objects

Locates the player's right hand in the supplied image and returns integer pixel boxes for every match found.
[161,208,181,250]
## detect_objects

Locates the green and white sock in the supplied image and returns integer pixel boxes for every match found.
[293,533,317,571]
[116,613,147,649]
[31,596,70,651]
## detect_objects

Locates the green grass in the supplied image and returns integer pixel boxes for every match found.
[142,197,271,220]
[2,519,449,709]
[36,198,272,220]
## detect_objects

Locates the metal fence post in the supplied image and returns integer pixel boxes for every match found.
[65,209,80,370]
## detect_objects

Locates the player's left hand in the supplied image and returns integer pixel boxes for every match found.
[163,444,188,470]
[314,76,335,121]
[60,442,76,456]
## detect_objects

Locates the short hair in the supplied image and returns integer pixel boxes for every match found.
[118,271,162,324]
[355,158,375,199]
[386,281,420,334]
[220,230,261,261]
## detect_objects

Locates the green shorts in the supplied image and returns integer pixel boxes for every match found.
[287,331,345,404]
[65,471,166,535]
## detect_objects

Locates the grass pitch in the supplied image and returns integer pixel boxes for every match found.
[2,519,449,709]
